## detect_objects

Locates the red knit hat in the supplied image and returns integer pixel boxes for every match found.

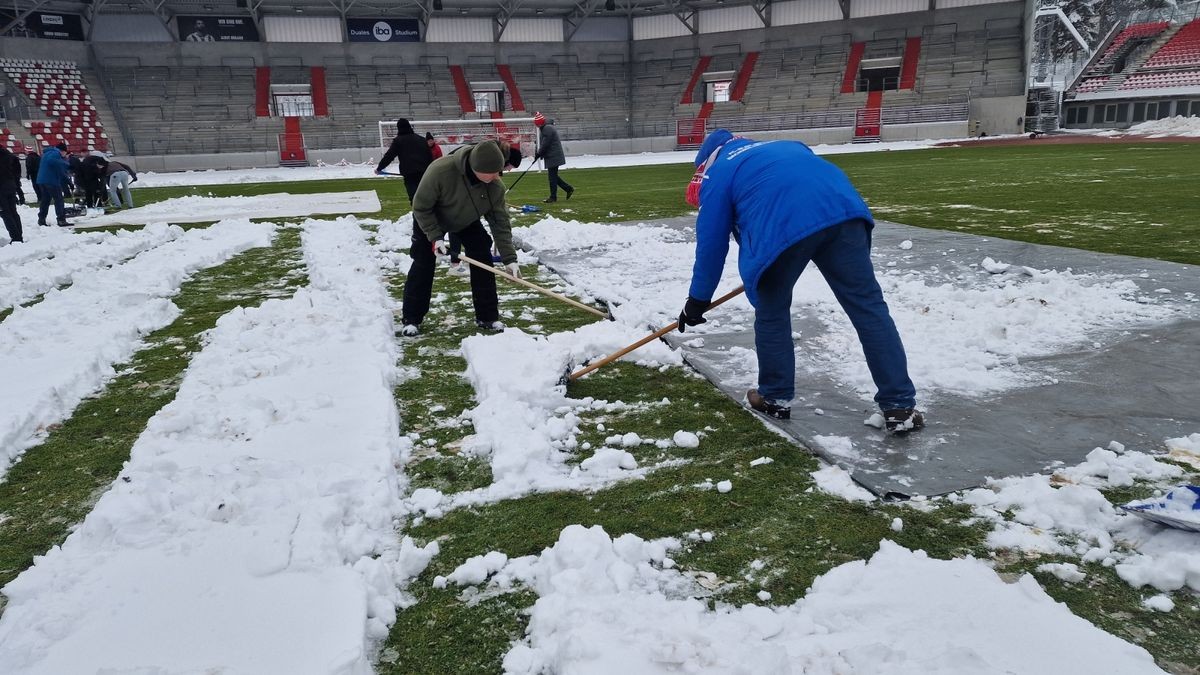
[533,112,546,127]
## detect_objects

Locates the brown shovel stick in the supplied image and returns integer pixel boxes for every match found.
[458,254,609,320]
[563,284,746,384]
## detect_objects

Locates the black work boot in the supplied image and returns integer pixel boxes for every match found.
[884,408,925,433]
[747,389,791,420]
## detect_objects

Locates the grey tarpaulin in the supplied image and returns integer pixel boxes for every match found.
[528,219,1200,498]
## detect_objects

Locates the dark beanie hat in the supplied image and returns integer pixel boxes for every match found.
[396,119,414,134]
[469,141,505,173]
[425,132,435,141]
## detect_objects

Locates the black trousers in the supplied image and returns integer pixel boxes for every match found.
[30,180,42,205]
[0,181,22,243]
[403,176,421,203]
[402,220,499,326]
[548,166,573,200]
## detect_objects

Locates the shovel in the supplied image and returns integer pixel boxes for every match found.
[503,160,542,213]
[458,254,610,320]
[560,285,746,385]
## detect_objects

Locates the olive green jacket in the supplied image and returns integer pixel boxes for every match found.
[412,145,516,265]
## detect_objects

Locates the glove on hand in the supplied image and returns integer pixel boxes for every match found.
[505,263,521,279]
[677,296,710,333]
[431,240,449,256]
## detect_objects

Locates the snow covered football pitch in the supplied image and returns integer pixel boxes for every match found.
[0,138,1198,673]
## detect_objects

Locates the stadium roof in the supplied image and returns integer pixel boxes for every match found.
[7,0,775,25]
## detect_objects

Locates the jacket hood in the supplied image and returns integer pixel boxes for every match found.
[695,128,735,167]
[396,119,414,134]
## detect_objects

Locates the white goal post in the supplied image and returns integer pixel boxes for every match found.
[378,117,539,160]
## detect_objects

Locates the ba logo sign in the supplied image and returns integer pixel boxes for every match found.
[373,21,392,41]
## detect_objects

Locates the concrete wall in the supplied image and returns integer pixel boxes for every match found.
[970,95,1027,136]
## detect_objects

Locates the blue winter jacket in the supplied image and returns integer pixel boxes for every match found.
[688,131,874,307]
[36,146,70,188]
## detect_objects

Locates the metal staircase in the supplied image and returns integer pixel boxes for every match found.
[1025,87,1060,133]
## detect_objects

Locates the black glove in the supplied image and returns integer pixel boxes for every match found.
[677,297,710,332]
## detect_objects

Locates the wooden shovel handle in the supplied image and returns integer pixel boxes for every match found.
[458,254,608,319]
[567,285,746,382]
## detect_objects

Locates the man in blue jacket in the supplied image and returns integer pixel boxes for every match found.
[678,129,923,433]
[36,142,73,227]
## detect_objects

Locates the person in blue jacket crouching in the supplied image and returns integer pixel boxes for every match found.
[677,128,924,433]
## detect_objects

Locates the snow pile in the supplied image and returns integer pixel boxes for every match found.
[521,218,1186,401]
[956,439,1200,595]
[415,323,686,513]
[1128,115,1200,138]
[1166,432,1200,469]
[0,223,183,310]
[812,464,876,502]
[0,219,276,476]
[0,221,107,262]
[77,190,382,226]
[0,218,436,673]
[448,525,1164,674]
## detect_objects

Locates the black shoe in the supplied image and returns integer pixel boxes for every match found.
[884,408,925,433]
[747,389,790,420]
[565,188,574,200]
[37,221,47,227]
[57,221,74,227]
[475,319,505,332]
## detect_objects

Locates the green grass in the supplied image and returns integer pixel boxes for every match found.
[369,140,1200,672]
[4,140,1198,669]
[378,260,990,674]
[0,227,305,594]
[835,143,1200,266]
[510,143,1200,265]
[134,142,1200,264]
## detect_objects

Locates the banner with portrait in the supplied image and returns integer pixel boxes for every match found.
[176,15,260,42]
[2,12,86,40]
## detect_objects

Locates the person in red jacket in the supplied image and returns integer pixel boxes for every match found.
[426,132,443,160]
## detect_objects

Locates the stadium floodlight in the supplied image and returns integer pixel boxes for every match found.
[433,0,442,9]
[605,0,615,9]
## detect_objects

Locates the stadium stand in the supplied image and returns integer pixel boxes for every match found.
[0,59,109,154]
[0,0,1028,167]
[1142,18,1200,69]
[1064,15,1200,129]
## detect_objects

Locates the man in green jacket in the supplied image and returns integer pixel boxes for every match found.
[401,140,519,335]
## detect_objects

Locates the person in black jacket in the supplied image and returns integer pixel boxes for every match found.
[25,149,41,205]
[80,154,109,208]
[0,146,23,243]
[9,153,25,205]
[375,118,434,204]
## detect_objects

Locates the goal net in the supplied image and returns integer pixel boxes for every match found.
[379,117,539,160]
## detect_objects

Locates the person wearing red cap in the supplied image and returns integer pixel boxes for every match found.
[532,112,573,203]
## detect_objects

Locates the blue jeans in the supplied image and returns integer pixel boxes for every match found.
[36,183,66,224]
[754,219,916,411]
